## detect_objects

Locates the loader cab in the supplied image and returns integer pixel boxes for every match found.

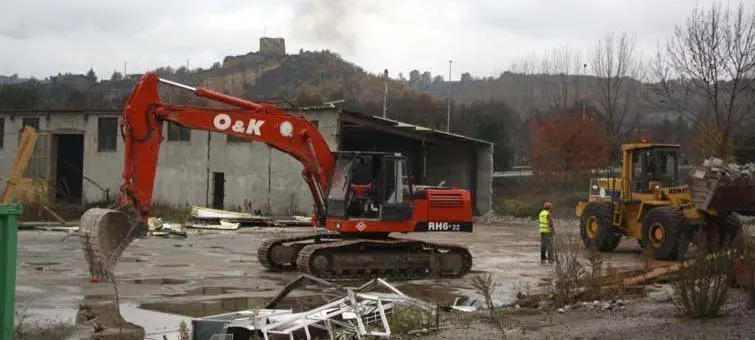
[326,151,413,221]
[624,143,681,194]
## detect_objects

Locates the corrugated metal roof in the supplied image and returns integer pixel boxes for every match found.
[361,113,494,146]
[296,105,494,146]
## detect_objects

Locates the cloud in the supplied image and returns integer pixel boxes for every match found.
[2,0,755,80]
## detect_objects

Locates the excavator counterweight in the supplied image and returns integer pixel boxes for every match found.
[80,73,474,282]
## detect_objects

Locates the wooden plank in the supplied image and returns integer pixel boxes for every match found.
[1,127,39,203]
[43,206,67,225]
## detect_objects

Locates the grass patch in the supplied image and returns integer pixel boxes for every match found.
[150,201,192,223]
[386,303,437,335]
[15,306,77,340]
[494,199,542,218]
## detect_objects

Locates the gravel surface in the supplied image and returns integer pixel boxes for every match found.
[415,289,755,340]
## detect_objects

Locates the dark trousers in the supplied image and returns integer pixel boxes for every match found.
[540,232,554,261]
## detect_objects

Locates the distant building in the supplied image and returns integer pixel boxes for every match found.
[259,37,286,57]
[0,107,494,216]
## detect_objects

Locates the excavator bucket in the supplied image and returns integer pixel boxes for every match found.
[79,208,147,282]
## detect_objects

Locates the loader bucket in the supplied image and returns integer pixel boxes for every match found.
[79,208,147,282]
[690,174,755,215]
[704,182,755,215]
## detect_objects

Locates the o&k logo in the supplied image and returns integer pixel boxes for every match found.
[213,113,265,136]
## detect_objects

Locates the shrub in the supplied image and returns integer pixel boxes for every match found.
[670,251,734,318]
[387,303,436,335]
[550,232,586,307]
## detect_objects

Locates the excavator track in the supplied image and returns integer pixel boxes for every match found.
[258,233,472,282]
[257,232,342,271]
[295,237,472,282]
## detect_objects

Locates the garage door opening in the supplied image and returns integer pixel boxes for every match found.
[54,134,84,202]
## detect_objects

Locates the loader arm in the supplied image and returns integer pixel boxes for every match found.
[116,72,334,226]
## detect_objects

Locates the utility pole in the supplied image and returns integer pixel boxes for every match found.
[447,60,452,132]
[382,69,388,118]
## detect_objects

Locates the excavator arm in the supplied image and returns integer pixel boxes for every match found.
[80,72,334,282]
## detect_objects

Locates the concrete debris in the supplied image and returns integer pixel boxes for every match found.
[449,296,482,312]
[191,206,258,219]
[185,206,312,229]
[193,277,436,340]
[696,157,755,182]
[556,299,627,313]
[146,217,187,238]
[645,284,675,302]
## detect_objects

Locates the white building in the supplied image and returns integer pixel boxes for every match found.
[0,107,494,216]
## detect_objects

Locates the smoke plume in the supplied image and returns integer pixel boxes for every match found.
[292,0,363,54]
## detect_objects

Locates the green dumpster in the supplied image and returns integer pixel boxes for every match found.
[0,203,23,340]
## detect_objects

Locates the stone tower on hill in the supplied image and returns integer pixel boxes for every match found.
[259,37,285,57]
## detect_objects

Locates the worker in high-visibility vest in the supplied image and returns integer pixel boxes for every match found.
[538,201,555,264]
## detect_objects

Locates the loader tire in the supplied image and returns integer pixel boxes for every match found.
[580,202,621,252]
[641,206,686,261]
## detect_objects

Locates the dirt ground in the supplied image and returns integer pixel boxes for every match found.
[13,217,755,339]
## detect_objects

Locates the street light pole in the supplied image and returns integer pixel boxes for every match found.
[382,69,388,118]
[447,60,452,132]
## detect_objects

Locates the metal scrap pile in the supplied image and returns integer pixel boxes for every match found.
[193,275,444,340]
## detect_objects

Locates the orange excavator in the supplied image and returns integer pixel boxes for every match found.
[80,73,474,282]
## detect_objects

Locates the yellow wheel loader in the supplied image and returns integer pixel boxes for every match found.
[576,141,755,261]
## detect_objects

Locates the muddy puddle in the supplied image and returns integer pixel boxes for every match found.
[182,286,260,296]
[394,283,463,305]
[129,278,189,285]
[138,282,465,318]
[139,294,331,318]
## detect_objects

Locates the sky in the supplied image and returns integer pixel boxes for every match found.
[1,0,754,81]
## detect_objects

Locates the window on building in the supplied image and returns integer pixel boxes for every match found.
[98,117,118,152]
[0,117,4,149]
[167,121,191,141]
[17,117,46,179]
[19,117,40,144]
[25,134,49,179]
[21,117,39,130]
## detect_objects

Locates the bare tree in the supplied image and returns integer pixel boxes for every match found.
[651,1,755,160]
[539,45,584,113]
[507,52,539,116]
[590,32,644,149]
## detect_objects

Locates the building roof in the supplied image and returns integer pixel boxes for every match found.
[297,104,494,146]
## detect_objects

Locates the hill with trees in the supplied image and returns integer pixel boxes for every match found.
[2,1,755,173]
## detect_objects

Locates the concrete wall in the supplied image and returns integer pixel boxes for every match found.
[422,142,494,216]
[475,144,494,215]
[424,143,473,189]
[0,110,339,215]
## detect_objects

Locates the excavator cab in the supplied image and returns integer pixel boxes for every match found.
[326,151,413,221]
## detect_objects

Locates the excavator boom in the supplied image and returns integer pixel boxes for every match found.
[81,73,333,281]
